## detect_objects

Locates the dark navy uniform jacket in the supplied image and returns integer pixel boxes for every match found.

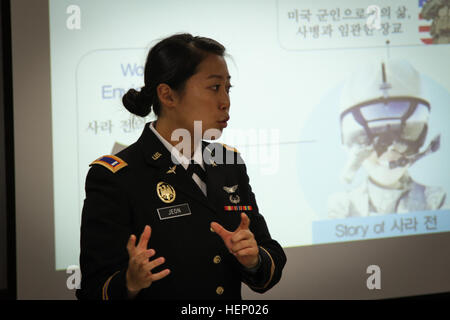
[76,123,286,300]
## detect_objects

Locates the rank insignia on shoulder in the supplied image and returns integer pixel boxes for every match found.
[90,155,128,173]
[221,143,240,153]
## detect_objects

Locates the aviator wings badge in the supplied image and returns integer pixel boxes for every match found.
[223,184,240,204]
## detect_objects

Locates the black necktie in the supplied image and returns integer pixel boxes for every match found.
[186,160,206,183]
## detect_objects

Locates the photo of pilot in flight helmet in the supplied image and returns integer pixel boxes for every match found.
[328,59,446,218]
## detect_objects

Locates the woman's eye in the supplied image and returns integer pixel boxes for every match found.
[211,84,233,93]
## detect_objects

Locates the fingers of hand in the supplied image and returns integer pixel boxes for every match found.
[210,222,230,240]
[230,239,256,255]
[130,249,155,267]
[237,212,250,231]
[211,220,256,256]
[134,253,166,276]
[150,269,171,282]
[137,225,152,250]
[127,225,152,256]
[234,246,258,258]
[146,256,166,272]
[231,229,254,244]
[127,234,137,255]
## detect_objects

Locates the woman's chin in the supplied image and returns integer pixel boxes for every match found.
[202,127,223,140]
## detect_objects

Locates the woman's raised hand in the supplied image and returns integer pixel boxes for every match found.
[125,225,170,297]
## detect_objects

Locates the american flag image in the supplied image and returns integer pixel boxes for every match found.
[419,0,433,44]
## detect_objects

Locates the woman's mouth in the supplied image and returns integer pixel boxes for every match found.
[218,116,229,128]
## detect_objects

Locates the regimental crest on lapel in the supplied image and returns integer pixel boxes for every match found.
[223,184,240,204]
[156,181,176,203]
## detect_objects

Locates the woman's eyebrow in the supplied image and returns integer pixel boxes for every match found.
[206,74,231,80]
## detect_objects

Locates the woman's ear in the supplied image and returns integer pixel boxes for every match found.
[156,83,179,110]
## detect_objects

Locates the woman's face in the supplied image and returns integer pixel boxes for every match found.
[362,143,409,188]
[174,54,231,139]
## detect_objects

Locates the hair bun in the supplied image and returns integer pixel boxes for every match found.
[122,88,152,117]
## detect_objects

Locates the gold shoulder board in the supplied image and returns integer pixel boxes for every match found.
[221,143,240,153]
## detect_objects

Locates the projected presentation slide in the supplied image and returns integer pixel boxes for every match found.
[49,0,450,270]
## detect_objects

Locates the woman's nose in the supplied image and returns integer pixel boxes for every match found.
[220,90,230,110]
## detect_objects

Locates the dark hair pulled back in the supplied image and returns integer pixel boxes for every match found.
[122,33,226,117]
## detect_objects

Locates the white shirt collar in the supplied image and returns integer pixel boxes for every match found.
[149,121,204,170]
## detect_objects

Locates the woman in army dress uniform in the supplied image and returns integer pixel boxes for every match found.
[76,33,286,300]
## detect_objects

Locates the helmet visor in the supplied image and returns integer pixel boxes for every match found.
[341,98,430,151]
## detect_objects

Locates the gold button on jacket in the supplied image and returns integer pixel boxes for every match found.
[213,255,222,264]
[216,286,224,295]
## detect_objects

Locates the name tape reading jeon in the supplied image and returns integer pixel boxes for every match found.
[157,203,191,220]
